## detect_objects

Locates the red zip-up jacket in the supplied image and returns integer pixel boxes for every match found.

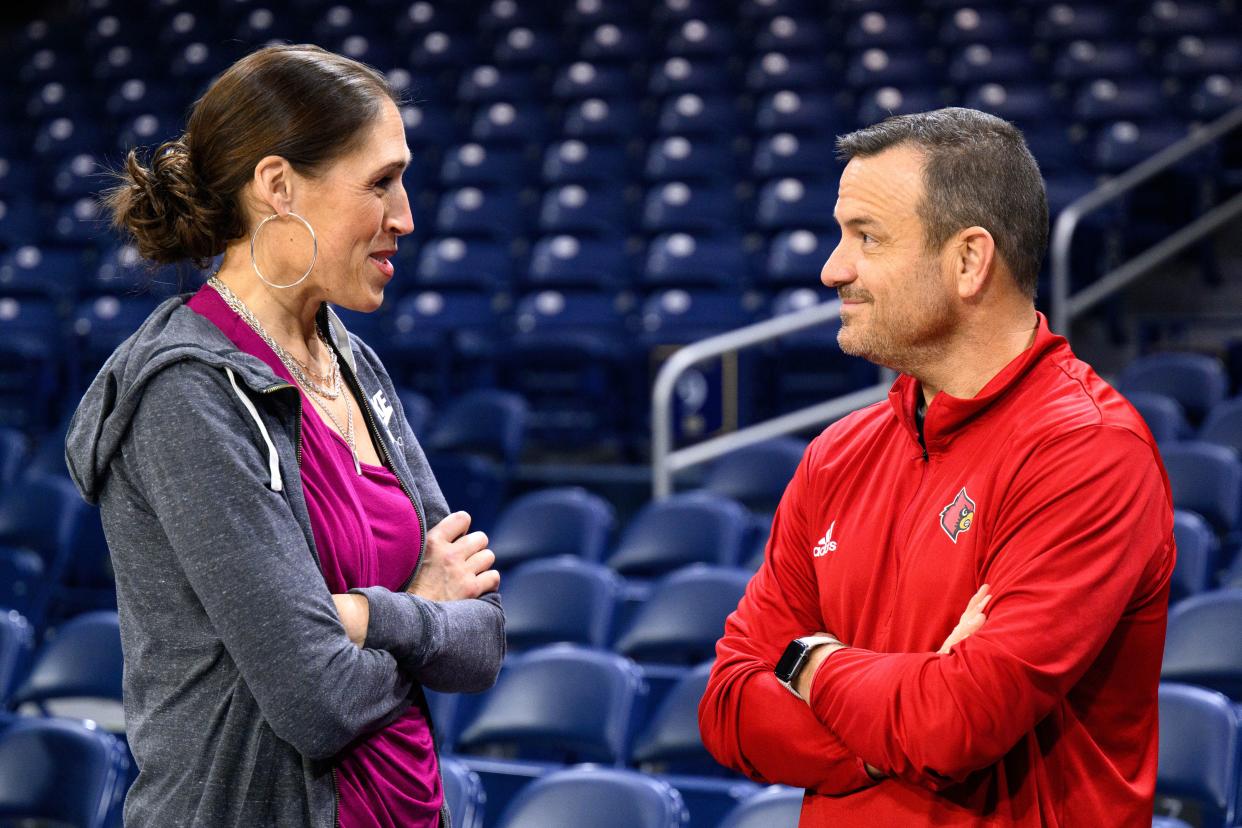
[700,315,1175,826]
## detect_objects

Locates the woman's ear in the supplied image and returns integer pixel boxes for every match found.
[250,155,294,217]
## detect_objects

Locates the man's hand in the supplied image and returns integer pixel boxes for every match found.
[407,511,501,602]
[938,584,991,654]
[332,593,369,647]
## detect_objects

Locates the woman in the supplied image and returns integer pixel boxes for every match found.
[65,44,503,828]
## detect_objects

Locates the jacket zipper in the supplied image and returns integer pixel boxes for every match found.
[260,381,339,828]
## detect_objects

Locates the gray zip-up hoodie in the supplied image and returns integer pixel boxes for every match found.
[65,294,505,827]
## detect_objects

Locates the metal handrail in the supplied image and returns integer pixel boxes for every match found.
[651,298,889,498]
[1050,105,1242,335]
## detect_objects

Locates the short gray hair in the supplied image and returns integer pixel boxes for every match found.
[836,107,1048,299]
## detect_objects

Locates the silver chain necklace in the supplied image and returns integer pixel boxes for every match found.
[209,276,361,474]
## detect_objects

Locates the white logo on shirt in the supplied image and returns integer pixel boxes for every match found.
[370,389,395,427]
[813,521,838,557]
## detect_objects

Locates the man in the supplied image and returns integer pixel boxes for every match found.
[698,108,1175,826]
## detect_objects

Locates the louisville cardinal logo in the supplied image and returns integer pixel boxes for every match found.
[939,487,977,543]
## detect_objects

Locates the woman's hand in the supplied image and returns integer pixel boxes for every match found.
[938,584,991,654]
[332,593,369,647]
[407,511,500,602]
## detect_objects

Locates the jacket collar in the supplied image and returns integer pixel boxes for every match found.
[887,312,1068,455]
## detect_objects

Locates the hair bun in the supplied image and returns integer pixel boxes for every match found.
[106,135,233,268]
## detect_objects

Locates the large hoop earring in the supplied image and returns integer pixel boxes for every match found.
[250,211,318,289]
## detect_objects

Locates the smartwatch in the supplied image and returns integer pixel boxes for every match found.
[775,635,840,698]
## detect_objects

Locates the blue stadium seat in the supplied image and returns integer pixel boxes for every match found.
[166,41,233,83]
[25,82,88,122]
[753,16,827,54]
[0,428,27,491]
[1160,442,1241,536]
[501,290,636,452]
[440,756,486,828]
[0,296,63,429]
[492,27,563,67]
[648,57,733,98]
[651,0,718,25]
[35,116,105,162]
[1171,510,1219,603]
[844,9,925,49]
[855,86,945,128]
[424,451,508,529]
[0,196,39,252]
[642,181,740,236]
[0,158,36,197]
[409,30,476,73]
[577,23,648,63]
[1162,590,1242,701]
[739,0,813,20]
[1153,817,1195,828]
[1188,74,1242,119]
[434,187,525,239]
[613,565,751,664]
[11,611,125,732]
[416,237,514,290]
[49,153,105,202]
[401,103,458,154]
[566,0,629,28]
[458,65,539,104]
[719,786,804,828]
[490,487,616,570]
[1125,391,1189,444]
[0,717,130,828]
[0,474,83,626]
[946,43,1039,85]
[1033,4,1119,41]
[425,389,527,468]
[642,233,748,289]
[1092,121,1191,173]
[387,290,500,400]
[1156,683,1241,828]
[1163,36,1242,78]
[0,610,32,707]
[645,136,735,184]
[50,198,109,247]
[638,289,758,344]
[744,52,831,93]
[89,244,180,297]
[937,6,1017,44]
[755,178,839,232]
[553,61,634,100]
[114,111,180,155]
[539,185,629,236]
[440,143,530,188]
[606,493,749,578]
[541,140,629,186]
[752,133,840,183]
[457,644,646,764]
[753,91,847,136]
[526,235,629,289]
[1138,0,1233,38]
[1052,40,1145,82]
[846,48,937,90]
[765,228,839,285]
[504,557,622,650]
[1202,397,1242,456]
[1073,78,1171,125]
[631,660,719,774]
[700,438,805,515]
[471,100,548,147]
[962,83,1056,128]
[479,0,544,33]
[664,18,734,57]
[1119,352,1229,425]
[563,97,643,141]
[73,295,162,383]
[496,766,689,828]
[657,94,739,137]
[396,388,433,436]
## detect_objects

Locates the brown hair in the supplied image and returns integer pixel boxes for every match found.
[105,44,398,269]
[836,107,1048,300]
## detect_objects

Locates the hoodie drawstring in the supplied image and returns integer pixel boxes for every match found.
[225,367,283,492]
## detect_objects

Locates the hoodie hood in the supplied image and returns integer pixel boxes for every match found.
[65,293,357,504]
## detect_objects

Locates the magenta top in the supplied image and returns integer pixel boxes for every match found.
[189,284,442,828]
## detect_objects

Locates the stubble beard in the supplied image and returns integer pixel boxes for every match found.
[836,261,956,374]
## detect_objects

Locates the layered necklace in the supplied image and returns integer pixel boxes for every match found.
[209,276,362,474]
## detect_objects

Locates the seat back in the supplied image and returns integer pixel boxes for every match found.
[497,766,688,828]
[1170,510,1218,603]
[1125,391,1189,445]
[614,565,751,664]
[607,492,749,577]
[1119,353,1228,424]
[440,756,486,828]
[12,610,125,732]
[490,486,616,569]
[456,644,645,764]
[0,716,129,828]
[1162,590,1242,701]
[1157,682,1242,828]
[503,557,622,650]
[701,438,805,514]
[1202,398,1242,456]
[425,389,528,466]
[631,660,723,774]
[719,786,804,828]
[1161,442,1241,534]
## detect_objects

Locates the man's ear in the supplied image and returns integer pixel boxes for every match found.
[952,226,997,301]
[250,155,294,217]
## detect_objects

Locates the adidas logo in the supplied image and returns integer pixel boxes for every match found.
[813,521,838,557]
